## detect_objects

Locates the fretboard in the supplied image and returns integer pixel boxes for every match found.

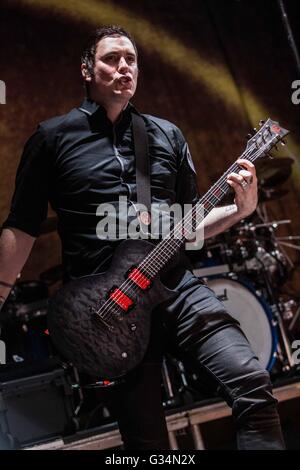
[137,131,279,279]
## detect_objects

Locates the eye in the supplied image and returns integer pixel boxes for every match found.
[103,55,116,63]
[127,56,136,64]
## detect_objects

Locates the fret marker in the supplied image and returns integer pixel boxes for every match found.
[213,188,222,198]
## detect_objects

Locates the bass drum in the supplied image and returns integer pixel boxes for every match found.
[205,276,278,371]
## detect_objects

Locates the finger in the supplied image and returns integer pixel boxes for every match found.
[227,173,252,192]
[227,179,244,193]
[238,169,254,182]
[236,159,255,169]
[227,173,245,184]
[236,159,256,175]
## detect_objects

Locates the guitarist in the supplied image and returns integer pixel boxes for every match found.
[0,26,285,449]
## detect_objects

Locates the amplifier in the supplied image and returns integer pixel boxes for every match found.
[0,361,74,449]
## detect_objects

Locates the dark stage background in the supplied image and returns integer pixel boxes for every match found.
[0,0,299,290]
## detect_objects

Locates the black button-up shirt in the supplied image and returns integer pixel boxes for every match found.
[3,99,199,282]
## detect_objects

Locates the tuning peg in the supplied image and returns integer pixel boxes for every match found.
[280,139,286,146]
[253,128,257,133]
[246,133,253,140]
[259,120,265,127]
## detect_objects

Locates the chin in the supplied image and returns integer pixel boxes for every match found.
[115,90,134,99]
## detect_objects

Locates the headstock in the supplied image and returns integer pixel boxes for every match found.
[245,119,289,161]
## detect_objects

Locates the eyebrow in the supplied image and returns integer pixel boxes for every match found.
[101,50,136,58]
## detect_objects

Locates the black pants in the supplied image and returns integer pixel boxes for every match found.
[98,279,285,450]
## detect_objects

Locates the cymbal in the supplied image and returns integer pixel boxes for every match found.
[40,216,58,234]
[256,157,294,188]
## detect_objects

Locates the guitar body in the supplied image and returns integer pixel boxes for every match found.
[47,239,175,378]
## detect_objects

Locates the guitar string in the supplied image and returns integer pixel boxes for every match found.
[125,140,267,275]
[94,180,239,318]
[136,133,280,274]
[97,135,279,322]
[141,138,281,275]
[96,133,279,322]
[118,141,262,276]
[128,134,276,271]
[96,135,278,322]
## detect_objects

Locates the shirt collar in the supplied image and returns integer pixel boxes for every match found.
[78,98,139,120]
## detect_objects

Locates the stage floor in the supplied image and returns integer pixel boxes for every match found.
[25,376,300,450]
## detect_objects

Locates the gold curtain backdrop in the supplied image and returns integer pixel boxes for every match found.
[0,0,299,286]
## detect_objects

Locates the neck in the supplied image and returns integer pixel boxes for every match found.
[106,101,128,123]
[89,91,129,123]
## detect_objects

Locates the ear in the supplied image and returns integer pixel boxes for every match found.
[81,63,91,82]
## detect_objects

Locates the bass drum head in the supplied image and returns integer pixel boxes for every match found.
[206,277,278,371]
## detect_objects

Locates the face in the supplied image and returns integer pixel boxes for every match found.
[82,35,138,104]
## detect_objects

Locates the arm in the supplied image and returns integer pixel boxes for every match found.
[174,129,258,244]
[0,125,50,312]
[0,228,36,311]
[197,159,258,240]
[201,204,239,239]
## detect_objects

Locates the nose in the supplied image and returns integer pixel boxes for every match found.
[118,56,129,72]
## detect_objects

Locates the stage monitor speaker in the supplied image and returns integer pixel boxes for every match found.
[0,361,74,449]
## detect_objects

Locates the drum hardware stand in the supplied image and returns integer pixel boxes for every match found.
[256,203,269,226]
[162,356,192,407]
[162,356,196,407]
[176,360,191,392]
[249,220,291,230]
[264,265,296,371]
[174,360,200,404]
[269,280,298,371]
[280,299,296,321]
[274,343,290,372]
[270,304,296,371]
[162,357,178,407]
[250,242,297,372]
[288,302,300,332]
[254,209,297,272]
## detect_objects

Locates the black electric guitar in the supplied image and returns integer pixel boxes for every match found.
[47,119,289,379]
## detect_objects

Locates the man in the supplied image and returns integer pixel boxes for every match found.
[0,26,285,449]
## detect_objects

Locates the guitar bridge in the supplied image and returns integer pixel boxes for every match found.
[90,307,115,332]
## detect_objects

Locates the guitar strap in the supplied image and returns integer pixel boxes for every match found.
[131,112,151,234]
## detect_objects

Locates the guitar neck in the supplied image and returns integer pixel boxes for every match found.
[138,155,247,279]
[136,119,288,279]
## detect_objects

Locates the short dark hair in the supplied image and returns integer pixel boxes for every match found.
[81,25,138,77]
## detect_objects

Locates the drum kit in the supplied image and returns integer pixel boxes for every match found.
[1,155,300,415]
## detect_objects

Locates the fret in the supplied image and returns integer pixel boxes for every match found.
[136,119,288,279]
